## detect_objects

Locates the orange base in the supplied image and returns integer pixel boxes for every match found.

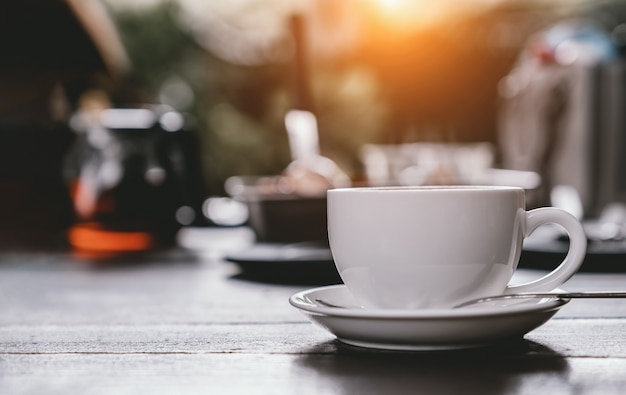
[68,222,154,252]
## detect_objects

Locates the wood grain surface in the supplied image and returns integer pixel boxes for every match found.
[1,228,625,394]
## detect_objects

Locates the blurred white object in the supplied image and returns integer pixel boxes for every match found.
[585,202,626,242]
[361,142,494,185]
[176,226,255,260]
[284,109,350,192]
[498,19,624,215]
[551,185,584,219]
[285,109,320,162]
[203,197,249,227]
[361,142,540,189]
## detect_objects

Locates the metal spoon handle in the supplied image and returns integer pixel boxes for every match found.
[455,291,626,308]
[314,292,626,310]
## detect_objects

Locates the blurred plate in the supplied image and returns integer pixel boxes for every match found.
[225,242,341,285]
[521,226,626,272]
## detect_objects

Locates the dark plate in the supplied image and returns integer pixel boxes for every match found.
[225,242,342,285]
[521,234,626,272]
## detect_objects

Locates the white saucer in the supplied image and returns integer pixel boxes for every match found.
[289,285,569,351]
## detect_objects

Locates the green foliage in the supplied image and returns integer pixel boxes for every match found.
[103,0,390,194]
[109,1,201,96]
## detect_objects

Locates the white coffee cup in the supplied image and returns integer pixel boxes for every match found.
[327,186,587,309]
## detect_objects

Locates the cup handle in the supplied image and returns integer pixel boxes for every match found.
[506,207,587,293]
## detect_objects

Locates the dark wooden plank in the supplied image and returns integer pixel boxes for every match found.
[1,251,625,326]
[0,252,306,326]
[0,319,625,358]
[0,353,625,395]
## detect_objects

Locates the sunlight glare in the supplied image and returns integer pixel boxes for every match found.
[366,0,440,30]
[366,0,489,31]
[377,0,404,11]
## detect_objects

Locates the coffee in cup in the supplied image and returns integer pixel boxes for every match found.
[327,186,587,309]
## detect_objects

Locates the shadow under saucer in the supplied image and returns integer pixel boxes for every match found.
[292,339,568,395]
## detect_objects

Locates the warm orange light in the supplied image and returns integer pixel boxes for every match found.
[362,0,432,33]
[365,0,481,32]
[68,222,154,252]
[376,0,404,11]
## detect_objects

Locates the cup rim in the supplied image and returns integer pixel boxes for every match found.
[328,185,524,194]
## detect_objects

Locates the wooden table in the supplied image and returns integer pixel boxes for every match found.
[1,227,625,394]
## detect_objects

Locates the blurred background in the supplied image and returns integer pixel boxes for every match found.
[2,0,626,257]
